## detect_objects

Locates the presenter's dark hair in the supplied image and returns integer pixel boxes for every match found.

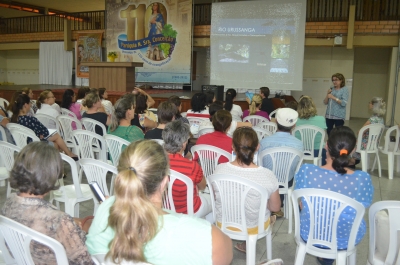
[331,73,345,88]
[191,93,207,112]
[224,89,237,111]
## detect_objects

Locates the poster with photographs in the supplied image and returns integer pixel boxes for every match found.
[106,0,192,83]
[76,33,103,78]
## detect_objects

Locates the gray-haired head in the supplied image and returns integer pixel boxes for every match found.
[162,120,190,154]
[109,98,133,132]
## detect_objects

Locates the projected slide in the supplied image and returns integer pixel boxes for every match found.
[210,0,306,91]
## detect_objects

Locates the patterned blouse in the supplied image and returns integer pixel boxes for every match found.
[1,194,94,265]
[325,86,349,120]
[17,115,49,138]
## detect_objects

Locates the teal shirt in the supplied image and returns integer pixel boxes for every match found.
[295,116,327,149]
[107,125,144,143]
[86,196,213,265]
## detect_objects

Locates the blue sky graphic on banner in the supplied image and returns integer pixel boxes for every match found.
[106,0,192,84]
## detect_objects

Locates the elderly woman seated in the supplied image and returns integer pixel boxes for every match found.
[1,142,94,265]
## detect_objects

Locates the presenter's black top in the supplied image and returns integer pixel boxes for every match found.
[260,98,275,115]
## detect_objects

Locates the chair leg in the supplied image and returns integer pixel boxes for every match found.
[294,244,306,265]
[361,152,368,172]
[246,235,257,265]
[6,181,11,198]
[74,203,80,218]
[388,153,394,180]
[93,199,100,215]
[396,155,400,173]
[65,201,77,217]
[266,232,272,260]
[347,251,356,265]
[376,152,382,178]
[336,252,347,265]
[288,190,293,234]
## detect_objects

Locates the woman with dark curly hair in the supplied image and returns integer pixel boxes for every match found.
[1,142,94,265]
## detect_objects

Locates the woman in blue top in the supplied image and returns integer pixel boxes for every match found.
[323,73,348,135]
[294,126,373,265]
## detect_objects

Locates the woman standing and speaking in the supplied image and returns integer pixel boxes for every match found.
[323,73,348,135]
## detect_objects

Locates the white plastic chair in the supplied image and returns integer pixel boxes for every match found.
[367,200,400,265]
[34,113,61,132]
[356,124,385,177]
[198,126,215,136]
[268,109,280,119]
[243,115,270,127]
[0,142,20,198]
[61,108,78,119]
[208,174,272,265]
[81,117,107,136]
[253,127,272,141]
[258,147,303,233]
[191,144,232,178]
[6,123,40,148]
[57,115,82,153]
[0,98,9,109]
[72,130,107,162]
[292,125,326,166]
[375,125,400,179]
[0,125,8,188]
[79,158,118,207]
[181,112,187,117]
[52,154,94,217]
[291,188,365,265]
[0,215,69,265]
[255,121,278,134]
[151,138,164,146]
[104,134,130,167]
[162,169,194,215]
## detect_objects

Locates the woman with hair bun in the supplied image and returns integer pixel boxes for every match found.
[86,140,233,265]
[213,127,281,253]
[224,88,243,122]
[243,94,270,120]
[294,126,373,265]
[108,97,143,143]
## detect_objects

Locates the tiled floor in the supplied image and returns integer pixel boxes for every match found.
[0,118,398,265]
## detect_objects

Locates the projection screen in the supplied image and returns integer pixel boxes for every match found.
[210,0,306,91]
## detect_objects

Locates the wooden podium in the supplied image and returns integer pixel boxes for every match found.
[80,62,144,92]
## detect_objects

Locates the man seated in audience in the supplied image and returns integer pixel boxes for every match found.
[259,108,303,218]
[144,101,176,140]
[162,120,212,221]
[260,86,275,115]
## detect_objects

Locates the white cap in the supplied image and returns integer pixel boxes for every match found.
[276,108,298,127]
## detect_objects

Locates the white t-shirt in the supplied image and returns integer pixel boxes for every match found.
[36,103,60,129]
[199,120,237,136]
[214,163,279,227]
[230,104,243,122]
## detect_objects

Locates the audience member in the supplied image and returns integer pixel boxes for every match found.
[295,126,373,265]
[61,89,82,121]
[224,89,243,122]
[121,93,156,132]
[205,90,216,107]
[260,87,275,115]
[1,142,93,265]
[108,98,143,143]
[0,114,14,144]
[285,100,298,111]
[168,95,189,124]
[296,96,327,165]
[134,87,157,128]
[77,87,90,105]
[144,101,176,140]
[82,92,110,136]
[98,88,114,115]
[86,139,232,264]
[163,120,213,220]
[6,91,23,118]
[187,93,210,119]
[21,87,37,114]
[243,94,270,120]
[36,90,60,129]
[214,127,280,253]
[259,108,303,217]
[195,110,233,163]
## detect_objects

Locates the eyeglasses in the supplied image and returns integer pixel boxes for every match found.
[332,79,340,82]
[47,96,55,99]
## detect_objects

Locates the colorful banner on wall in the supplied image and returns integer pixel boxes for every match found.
[76,33,103,78]
[106,0,192,83]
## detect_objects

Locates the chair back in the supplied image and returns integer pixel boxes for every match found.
[268,109,279,119]
[6,123,40,148]
[57,115,82,145]
[181,112,187,117]
[0,98,9,109]
[60,153,85,199]
[81,117,107,136]
[187,117,206,126]
[367,201,400,265]
[191,144,232,178]
[380,125,400,154]
[72,130,107,161]
[292,125,326,164]
[79,158,118,196]
[61,108,78,119]
[34,113,61,132]
[0,141,21,171]
[243,115,270,127]
[198,126,215,137]
[208,174,269,237]
[255,121,277,134]
[0,215,69,265]
[291,189,365,260]
[253,127,272,141]
[162,169,194,215]
[356,124,385,153]
[0,124,6,141]
[258,147,303,190]
[104,134,130,167]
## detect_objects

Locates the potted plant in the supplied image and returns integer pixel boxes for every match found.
[107,51,118,62]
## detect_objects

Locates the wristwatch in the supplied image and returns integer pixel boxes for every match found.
[336,98,339,102]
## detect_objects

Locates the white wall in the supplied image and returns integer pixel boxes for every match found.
[4,50,39,84]
[192,47,210,91]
